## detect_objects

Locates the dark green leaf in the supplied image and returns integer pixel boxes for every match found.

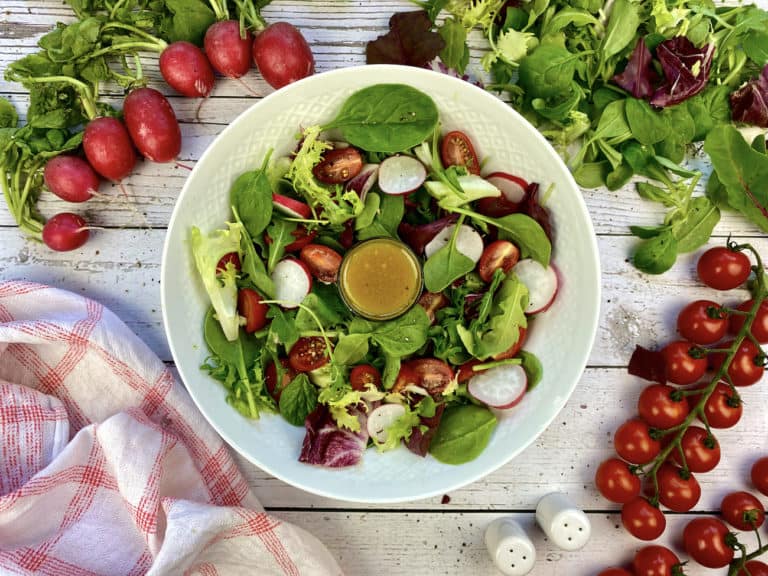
[629,224,667,239]
[231,156,273,239]
[625,98,669,145]
[438,18,469,74]
[279,374,318,426]
[492,213,552,266]
[423,242,475,292]
[369,305,430,357]
[0,98,18,129]
[266,219,297,274]
[519,351,543,390]
[600,0,640,61]
[518,44,577,100]
[633,229,678,274]
[429,405,497,465]
[333,333,370,365]
[160,0,216,45]
[672,196,720,253]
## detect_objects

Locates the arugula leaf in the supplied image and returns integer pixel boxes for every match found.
[279,374,318,426]
[265,219,297,274]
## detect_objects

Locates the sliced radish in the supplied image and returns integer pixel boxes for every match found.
[486,172,528,203]
[468,364,527,409]
[345,163,379,202]
[366,403,406,443]
[513,258,558,314]
[378,155,426,195]
[424,223,484,264]
[271,258,312,308]
[398,214,457,255]
[273,193,312,219]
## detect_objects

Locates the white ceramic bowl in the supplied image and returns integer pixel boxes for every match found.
[161,65,600,503]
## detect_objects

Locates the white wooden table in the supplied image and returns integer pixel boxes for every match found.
[2,2,767,574]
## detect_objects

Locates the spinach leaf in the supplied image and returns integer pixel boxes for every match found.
[382,352,401,390]
[633,229,678,274]
[672,196,720,253]
[625,98,669,145]
[232,208,274,298]
[267,307,299,351]
[231,153,273,239]
[323,84,439,153]
[429,405,497,465]
[592,100,631,143]
[295,292,344,332]
[204,307,259,366]
[368,306,430,357]
[519,350,543,390]
[266,219,297,274]
[600,0,640,62]
[423,222,475,292]
[492,213,552,266]
[355,191,381,230]
[333,333,370,365]
[279,374,318,426]
[357,193,405,240]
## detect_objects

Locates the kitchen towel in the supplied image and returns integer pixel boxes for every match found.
[0,280,343,576]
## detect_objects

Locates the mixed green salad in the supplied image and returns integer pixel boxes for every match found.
[191,84,557,467]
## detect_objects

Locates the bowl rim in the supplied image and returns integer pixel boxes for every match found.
[161,64,601,503]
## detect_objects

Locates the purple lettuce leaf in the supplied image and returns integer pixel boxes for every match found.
[407,403,445,457]
[730,64,768,127]
[650,37,714,108]
[366,11,445,68]
[613,37,659,99]
[299,404,368,468]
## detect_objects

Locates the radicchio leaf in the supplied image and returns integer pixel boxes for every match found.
[366,11,446,68]
[523,182,553,241]
[407,403,445,457]
[730,64,768,127]
[398,213,458,255]
[613,37,659,99]
[299,404,368,468]
[628,345,667,384]
[650,37,714,108]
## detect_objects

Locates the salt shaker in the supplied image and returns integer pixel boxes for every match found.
[535,492,591,551]
[484,517,536,576]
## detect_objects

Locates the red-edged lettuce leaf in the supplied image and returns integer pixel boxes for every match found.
[299,404,368,468]
[407,403,445,457]
[650,38,714,108]
[613,37,659,99]
[366,11,445,67]
[522,182,553,241]
[628,345,667,383]
[730,64,768,127]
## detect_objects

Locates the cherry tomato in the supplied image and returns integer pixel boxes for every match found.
[398,358,454,396]
[265,358,296,402]
[677,299,727,344]
[661,340,707,385]
[655,462,700,512]
[216,251,241,273]
[288,337,330,372]
[730,299,768,343]
[722,491,765,531]
[632,545,680,576]
[710,339,765,387]
[689,381,742,429]
[683,517,734,568]
[697,246,752,290]
[621,497,666,541]
[237,288,269,333]
[312,147,364,184]
[597,569,633,576]
[283,225,318,252]
[441,131,480,175]
[456,360,485,383]
[349,364,382,392]
[491,326,527,361]
[637,384,689,429]
[752,457,768,496]
[477,240,520,283]
[673,426,720,473]
[614,418,661,465]
[595,457,641,504]
[738,560,768,576]
[299,243,343,284]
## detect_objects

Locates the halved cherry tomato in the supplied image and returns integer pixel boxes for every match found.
[654,462,700,512]
[441,131,480,175]
[697,246,752,290]
[299,243,343,284]
[710,339,765,387]
[312,147,363,184]
[730,299,768,343]
[661,340,707,385]
[595,457,641,504]
[265,358,296,401]
[477,240,520,283]
[216,251,241,274]
[284,225,318,252]
[632,545,680,576]
[621,497,666,540]
[349,364,382,392]
[721,491,765,531]
[456,360,486,384]
[417,291,449,324]
[392,363,419,393]
[492,326,527,361]
[238,288,269,333]
[677,299,727,345]
[637,383,689,429]
[673,425,720,473]
[683,517,734,568]
[289,336,330,372]
[752,457,768,496]
[395,358,454,396]
[690,381,742,429]
[614,418,661,465]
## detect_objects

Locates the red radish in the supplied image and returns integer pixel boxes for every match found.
[271,258,312,308]
[273,193,312,219]
[345,163,379,202]
[398,214,458,255]
[123,87,181,162]
[43,156,99,202]
[42,213,89,252]
[486,172,528,203]
[377,155,427,195]
[513,258,559,314]
[204,21,253,78]
[424,223,484,263]
[238,288,269,333]
[367,403,406,443]
[468,364,528,409]
[83,117,137,181]
[159,41,215,98]
[252,22,315,89]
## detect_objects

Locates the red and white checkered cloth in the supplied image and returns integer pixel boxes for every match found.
[0,281,343,576]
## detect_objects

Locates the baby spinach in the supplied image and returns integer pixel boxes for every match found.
[294,292,345,333]
[279,374,318,427]
[633,229,678,275]
[357,306,430,357]
[356,193,405,241]
[231,151,273,239]
[518,44,577,100]
[429,404,497,465]
[323,84,439,153]
[333,333,370,365]
[519,351,543,390]
[423,219,475,292]
[232,208,274,298]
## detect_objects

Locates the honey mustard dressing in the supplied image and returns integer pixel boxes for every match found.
[339,238,422,320]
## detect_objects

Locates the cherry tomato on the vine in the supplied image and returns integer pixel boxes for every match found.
[621,497,666,541]
[614,418,661,465]
[655,462,701,512]
[662,341,707,385]
[683,517,734,568]
[752,457,768,496]
[597,569,634,576]
[697,246,752,290]
[690,381,742,429]
[595,457,641,504]
[738,560,768,576]
[441,131,480,175]
[673,425,721,473]
[677,299,728,345]
[721,491,765,531]
[637,384,689,429]
[710,339,765,387]
[632,545,681,576]
[730,299,768,343]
